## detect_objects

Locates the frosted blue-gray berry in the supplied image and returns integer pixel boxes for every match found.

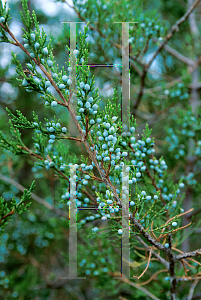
[48,139,55,144]
[49,127,54,132]
[0,17,5,23]
[130,201,135,206]
[22,79,28,86]
[68,67,72,72]
[30,53,35,58]
[59,84,65,89]
[49,135,55,139]
[165,243,169,248]
[34,77,40,84]
[136,172,141,177]
[49,162,55,167]
[118,229,123,235]
[52,73,58,79]
[34,42,40,49]
[73,49,79,56]
[88,97,93,103]
[24,44,29,49]
[62,127,67,133]
[62,75,68,81]
[67,79,72,85]
[179,182,185,188]
[51,101,57,107]
[146,137,151,143]
[172,222,177,227]
[92,104,98,110]
[84,84,90,90]
[45,81,51,87]
[47,60,53,67]
[141,191,146,196]
[43,47,48,55]
[27,63,33,69]
[31,33,35,41]
[85,102,90,108]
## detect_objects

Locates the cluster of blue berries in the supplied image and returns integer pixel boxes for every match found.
[165,109,200,160]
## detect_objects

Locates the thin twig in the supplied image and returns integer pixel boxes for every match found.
[133,249,152,279]
[109,272,162,300]
[187,279,200,300]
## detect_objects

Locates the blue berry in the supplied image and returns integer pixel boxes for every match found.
[130,201,135,206]
[34,77,40,84]
[49,162,55,167]
[47,60,53,67]
[30,53,35,58]
[48,139,55,144]
[88,97,93,103]
[34,42,40,49]
[141,191,146,196]
[84,84,90,90]
[49,127,54,132]
[52,73,58,79]
[80,82,85,88]
[45,81,51,87]
[172,222,177,227]
[24,44,29,49]
[51,101,57,107]
[22,79,28,86]
[27,63,33,69]
[62,127,67,133]
[67,79,72,85]
[102,267,108,273]
[136,172,141,177]
[92,104,98,110]
[92,227,99,232]
[50,135,55,139]
[30,33,35,41]
[146,137,151,143]
[153,195,158,200]
[85,102,91,108]
[0,17,5,23]
[122,152,128,157]
[43,47,48,55]
[62,75,68,81]
[165,243,169,248]
[73,49,79,56]
[59,83,65,89]
[118,229,123,235]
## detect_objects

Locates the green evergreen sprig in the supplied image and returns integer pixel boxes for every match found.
[0,181,35,231]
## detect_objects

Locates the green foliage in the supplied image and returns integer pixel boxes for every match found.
[0,0,201,299]
[0,181,35,232]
